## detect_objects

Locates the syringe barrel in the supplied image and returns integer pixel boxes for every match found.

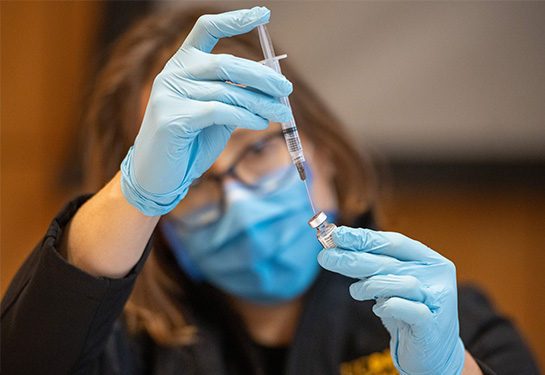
[257,24,306,180]
[281,121,305,163]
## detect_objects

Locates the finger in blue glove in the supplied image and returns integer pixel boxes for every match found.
[121,7,293,216]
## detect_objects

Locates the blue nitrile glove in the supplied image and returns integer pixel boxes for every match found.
[120,7,293,216]
[318,227,465,375]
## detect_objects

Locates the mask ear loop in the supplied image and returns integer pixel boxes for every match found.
[160,219,205,282]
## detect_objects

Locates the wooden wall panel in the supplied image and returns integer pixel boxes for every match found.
[1,1,104,294]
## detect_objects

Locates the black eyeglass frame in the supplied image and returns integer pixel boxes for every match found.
[174,130,290,228]
[192,130,286,189]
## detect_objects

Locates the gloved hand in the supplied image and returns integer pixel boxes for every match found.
[318,226,466,375]
[121,7,293,216]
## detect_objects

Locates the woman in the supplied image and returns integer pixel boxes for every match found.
[2,7,539,375]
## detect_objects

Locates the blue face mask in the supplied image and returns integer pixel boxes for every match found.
[163,165,324,304]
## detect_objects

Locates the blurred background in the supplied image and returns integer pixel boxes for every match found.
[2,0,544,368]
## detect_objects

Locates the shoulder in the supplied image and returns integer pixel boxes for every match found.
[458,284,499,320]
[457,283,541,375]
[457,283,514,341]
[457,283,510,346]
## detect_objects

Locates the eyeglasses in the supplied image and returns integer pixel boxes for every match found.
[169,131,297,229]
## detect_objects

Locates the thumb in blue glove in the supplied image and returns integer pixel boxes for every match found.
[318,226,466,375]
[121,7,293,216]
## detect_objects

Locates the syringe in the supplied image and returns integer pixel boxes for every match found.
[257,23,307,181]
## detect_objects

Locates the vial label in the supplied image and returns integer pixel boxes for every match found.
[319,234,337,249]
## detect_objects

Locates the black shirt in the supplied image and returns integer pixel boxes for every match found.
[1,195,541,374]
[251,342,288,375]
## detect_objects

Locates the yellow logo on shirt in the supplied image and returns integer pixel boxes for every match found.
[340,349,398,375]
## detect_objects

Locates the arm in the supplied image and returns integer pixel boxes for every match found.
[1,194,152,374]
[60,172,159,278]
[2,7,292,374]
[63,7,291,278]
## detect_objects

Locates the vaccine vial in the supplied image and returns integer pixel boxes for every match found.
[308,211,337,248]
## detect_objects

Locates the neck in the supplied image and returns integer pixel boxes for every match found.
[229,296,305,347]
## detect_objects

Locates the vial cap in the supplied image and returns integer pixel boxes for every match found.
[308,211,327,229]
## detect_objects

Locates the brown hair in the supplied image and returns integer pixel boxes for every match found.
[83,8,377,346]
